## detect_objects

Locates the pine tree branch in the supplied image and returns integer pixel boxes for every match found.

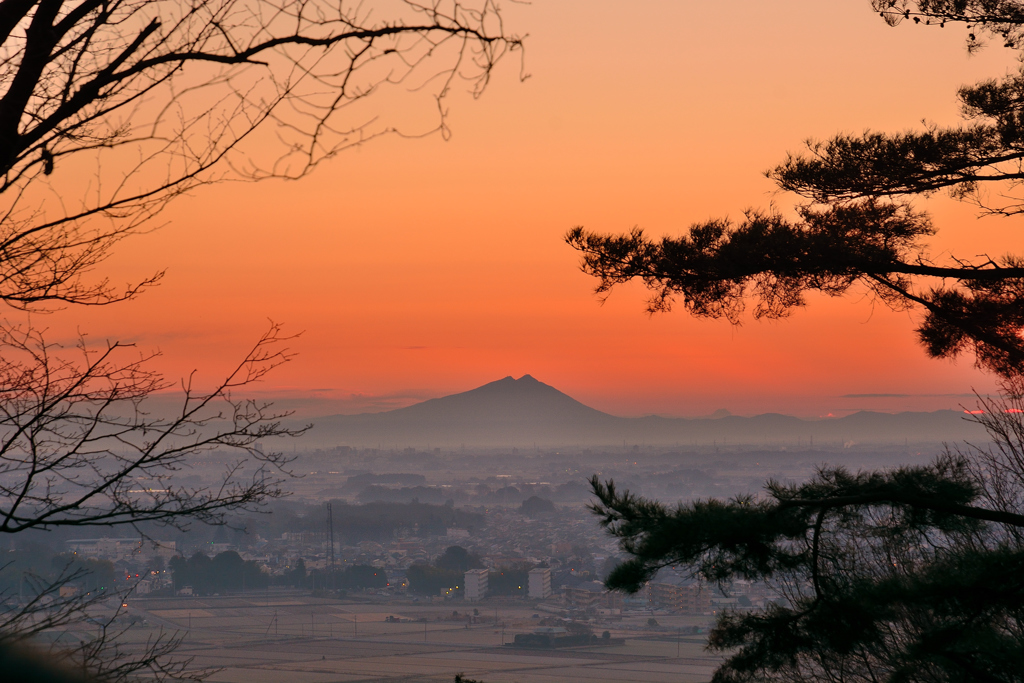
[778,492,1024,528]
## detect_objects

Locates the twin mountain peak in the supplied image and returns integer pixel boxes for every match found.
[305,375,986,447]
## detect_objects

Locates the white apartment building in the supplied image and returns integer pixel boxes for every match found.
[528,567,551,599]
[464,568,489,601]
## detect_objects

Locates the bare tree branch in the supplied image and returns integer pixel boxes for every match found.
[0,0,523,308]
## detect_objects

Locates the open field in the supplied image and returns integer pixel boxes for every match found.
[98,593,721,683]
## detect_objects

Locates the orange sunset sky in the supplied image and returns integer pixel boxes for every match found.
[40,1,1024,418]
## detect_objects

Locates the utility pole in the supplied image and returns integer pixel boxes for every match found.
[327,502,336,590]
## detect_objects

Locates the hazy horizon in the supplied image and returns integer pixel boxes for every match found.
[147,375,994,420]
[33,0,1006,413]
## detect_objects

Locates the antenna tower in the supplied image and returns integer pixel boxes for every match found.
[327,502,336,579]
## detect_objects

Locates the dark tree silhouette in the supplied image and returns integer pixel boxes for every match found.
[578,5,1024,681]
[168,551,267,594]
[592,389,1024,682]
[334,564,387,591]
[0,321,301,681]
[0,323,296,535]
[435,545,482,573]
[567,0,1024,379]
[1,0,522,309]
[519,495,555,516]
[406,562,462,595]
[487,563,529,596]
[0,1,522,680]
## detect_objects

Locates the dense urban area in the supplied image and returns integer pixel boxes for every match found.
[0,441,941,682]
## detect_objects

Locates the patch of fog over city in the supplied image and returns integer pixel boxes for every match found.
[16,436,949,682]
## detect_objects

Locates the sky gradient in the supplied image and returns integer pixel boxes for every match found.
[41,1,1022,418]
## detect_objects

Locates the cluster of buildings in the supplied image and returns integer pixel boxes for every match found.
[62,503,769,614]
[463,567,552,601]
[63,537,179,594]
[65,537,178,564]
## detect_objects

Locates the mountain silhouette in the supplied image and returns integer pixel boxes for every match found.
[384,374,609,424]
[300,375,989,447]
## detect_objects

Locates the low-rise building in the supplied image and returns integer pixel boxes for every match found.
[648,578,711,614]
[562,580,608,608]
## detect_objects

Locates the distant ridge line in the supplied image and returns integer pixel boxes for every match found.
[296,375,989,447]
